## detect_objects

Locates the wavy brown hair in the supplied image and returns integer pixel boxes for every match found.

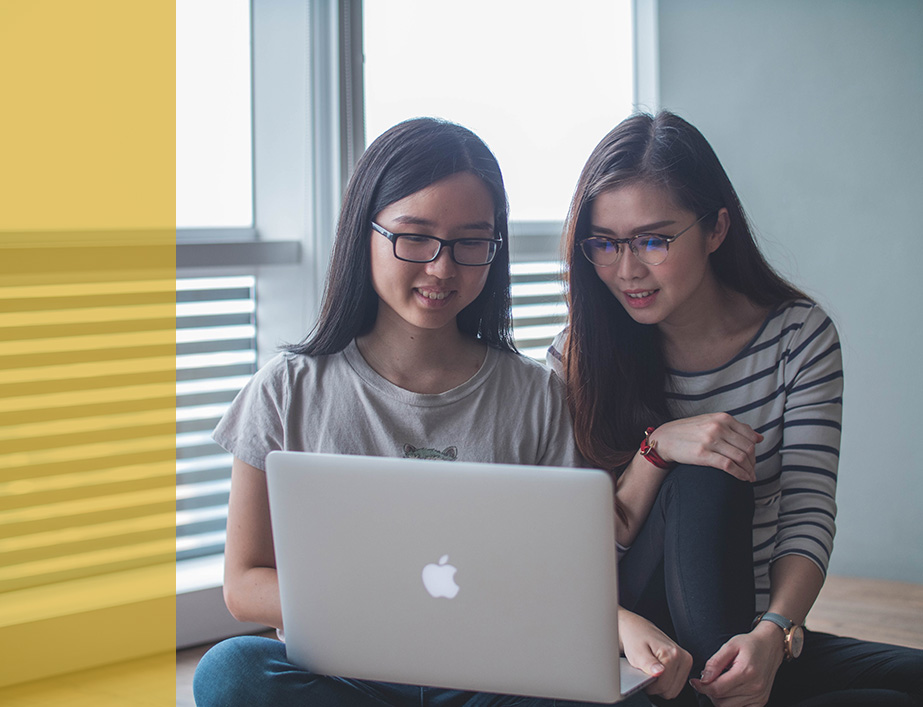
[563,111,806,472]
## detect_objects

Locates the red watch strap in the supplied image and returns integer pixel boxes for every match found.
[640,426,674,470]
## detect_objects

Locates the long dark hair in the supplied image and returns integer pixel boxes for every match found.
[563,111,806,471]
[288,117,516,356]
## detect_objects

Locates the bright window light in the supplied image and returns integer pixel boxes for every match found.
[176,0,253,228]
[364,0,634,223]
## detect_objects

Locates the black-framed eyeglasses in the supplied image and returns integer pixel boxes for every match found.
[371,221,502,266]
[579,211,716,267]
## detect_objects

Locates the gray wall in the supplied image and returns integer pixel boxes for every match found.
[654,0,923,583]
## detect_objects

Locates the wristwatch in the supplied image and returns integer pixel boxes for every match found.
[755,612,804,660]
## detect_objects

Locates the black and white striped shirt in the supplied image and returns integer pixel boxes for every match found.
[548,300,843,611]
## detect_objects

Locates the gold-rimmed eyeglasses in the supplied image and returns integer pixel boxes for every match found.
[579,211,715,267]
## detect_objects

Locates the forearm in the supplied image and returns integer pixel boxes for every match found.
[766,554,825,624]
[722,555,823,683]
[614,452,670,546]
[223,457,282,628]
[224,566,283,629]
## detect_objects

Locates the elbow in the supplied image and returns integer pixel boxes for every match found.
[615,504,642,548]
[222,577,250,623]
[616,519,640,549]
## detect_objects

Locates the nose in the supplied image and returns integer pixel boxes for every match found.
[424,244,458,278]
[613,248,648,281]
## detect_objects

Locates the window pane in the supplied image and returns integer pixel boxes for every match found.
[363,0,633,223]
[176,0,253,228]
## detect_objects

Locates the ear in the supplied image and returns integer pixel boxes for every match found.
[706,208,730,255]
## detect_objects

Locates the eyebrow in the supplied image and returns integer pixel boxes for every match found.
[590,220,676,237]
[390,215,495,232]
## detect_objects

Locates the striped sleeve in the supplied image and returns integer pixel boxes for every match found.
[546,329,567,379]
[773,304,843,574]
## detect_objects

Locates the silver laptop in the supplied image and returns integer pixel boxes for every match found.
[265,451,654,703]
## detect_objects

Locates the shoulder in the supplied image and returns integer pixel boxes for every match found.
[756,299,839,352]
[763,299,842,383]
[246,349,353,400]
[544,328,568,379]
[267,348,349,378]
[791,299,838,339]
[491,348,567,395]
[252,350,310,386]
[767,299,837,334]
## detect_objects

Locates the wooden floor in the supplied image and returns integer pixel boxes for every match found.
[175,575,922,706]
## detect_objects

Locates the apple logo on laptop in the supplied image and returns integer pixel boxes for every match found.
[422,555,459,598]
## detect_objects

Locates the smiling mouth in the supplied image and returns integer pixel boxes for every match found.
[625,290,657,299]
[416,289,450,301]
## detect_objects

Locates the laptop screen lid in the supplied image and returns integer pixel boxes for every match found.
[265,451,653,703]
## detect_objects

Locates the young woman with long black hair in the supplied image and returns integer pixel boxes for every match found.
[549,111,923,707]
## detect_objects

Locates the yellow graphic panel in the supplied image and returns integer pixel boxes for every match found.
[0,1,175,703]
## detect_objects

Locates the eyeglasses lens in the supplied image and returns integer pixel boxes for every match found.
[395,236,440,262]
[581,238,619,266]
[454,240,496,265]
[632,236,669,266]
[395,235,496,265]
[581,236,669,266]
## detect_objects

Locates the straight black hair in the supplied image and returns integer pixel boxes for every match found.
[288,117,516,356]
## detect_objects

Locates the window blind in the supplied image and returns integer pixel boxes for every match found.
[176,276,256,564]
[510,229,567,360]
[511,260,567,360]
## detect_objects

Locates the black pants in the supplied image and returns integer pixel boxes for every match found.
[618,465,923,706]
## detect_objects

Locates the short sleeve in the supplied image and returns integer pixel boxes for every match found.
[535,372,584,469]
[212,353,291,470]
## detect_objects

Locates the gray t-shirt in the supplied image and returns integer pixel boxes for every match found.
[213,340,582,469]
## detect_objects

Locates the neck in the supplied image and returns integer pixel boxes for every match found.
[658,279,766,371]
[356,313,486,394]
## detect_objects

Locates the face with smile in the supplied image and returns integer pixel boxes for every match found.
[370,171,496,336]
[587,182,728,329]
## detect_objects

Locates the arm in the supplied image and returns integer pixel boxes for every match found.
[614,414,762,546]
[692,306,843,707]
[619,607,693,700]
[223,457,283,629]
[547,331,761,546]
[212,355,291,627]
[613,452,670,546]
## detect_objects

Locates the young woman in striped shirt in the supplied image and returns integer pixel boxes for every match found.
[548,111,922,706]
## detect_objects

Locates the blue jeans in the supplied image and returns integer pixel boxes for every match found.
[617,465,923,707]
[192,635,653,706]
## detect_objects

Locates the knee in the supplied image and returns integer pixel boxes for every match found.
[193,635,280,707]
[663,464,754,514]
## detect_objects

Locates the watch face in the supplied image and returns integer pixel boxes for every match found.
[789,625,805,659]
